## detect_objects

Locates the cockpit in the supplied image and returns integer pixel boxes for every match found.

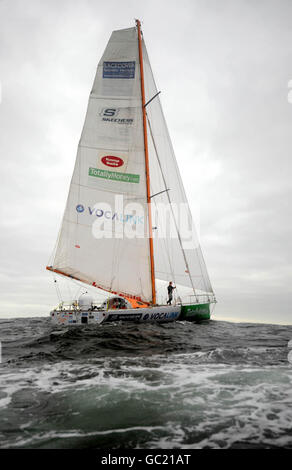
[100,296,132,310]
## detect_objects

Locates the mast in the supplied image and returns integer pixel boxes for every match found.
[136,19,156,305]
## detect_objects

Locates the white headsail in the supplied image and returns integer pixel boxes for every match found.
[142,40,214,299]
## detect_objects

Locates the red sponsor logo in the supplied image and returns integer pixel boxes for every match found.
[101,156,124,168]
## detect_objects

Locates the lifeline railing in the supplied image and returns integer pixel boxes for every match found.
[53,301,103,311]
[177,294,217,306]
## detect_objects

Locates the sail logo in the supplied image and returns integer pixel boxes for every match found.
[76,204,85,213]
[99,108,134,125]
[100,108,120,117]
[96,151,129,175]
[101,156,124,168]
[75,204,144,225]
[143,311,180,321]
[89,167,140,184]
[103,61,135,79]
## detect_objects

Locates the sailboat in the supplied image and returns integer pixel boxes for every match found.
[47,20,216,325]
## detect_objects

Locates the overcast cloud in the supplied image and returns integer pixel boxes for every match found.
[0,0,292,323]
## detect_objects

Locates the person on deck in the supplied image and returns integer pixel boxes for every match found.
[167,282,176,305]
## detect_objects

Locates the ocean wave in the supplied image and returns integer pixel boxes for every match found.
[1,318,292,448]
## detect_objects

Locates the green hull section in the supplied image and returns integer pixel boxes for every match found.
[180,303,211,321]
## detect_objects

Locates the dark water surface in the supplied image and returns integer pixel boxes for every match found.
[1,317,292,449]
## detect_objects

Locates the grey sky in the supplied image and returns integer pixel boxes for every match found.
[1,0,292,323]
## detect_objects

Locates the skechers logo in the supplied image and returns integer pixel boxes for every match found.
[100,108,120,117]
[99,108,134,125]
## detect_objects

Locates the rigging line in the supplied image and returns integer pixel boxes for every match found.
[69,277,107,301]
[111,235,120,293]
[148,147,184,305]
[147,115,199,302]
[159,106,213,297]
[73,284,83,301]
[150,185,175,282]
[150,189,170,199]
[49,165,79,278]
[47,150,75,269]
[71,277,91,301]
[150,184,176,290]
[66,275,74,302]
[47,224,61,267]
[144,91,161,108]
[52,274,62,304]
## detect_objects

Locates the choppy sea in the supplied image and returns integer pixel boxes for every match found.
[0,317,292,449]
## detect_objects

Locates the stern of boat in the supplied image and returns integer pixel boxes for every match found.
[179,303,211,322]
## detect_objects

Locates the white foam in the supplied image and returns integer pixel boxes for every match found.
[2,353,292,448]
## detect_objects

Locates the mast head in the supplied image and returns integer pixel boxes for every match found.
[135,19,143,33]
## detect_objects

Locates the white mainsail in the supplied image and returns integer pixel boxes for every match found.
[51,27,152,302]
[49,23,214,305]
